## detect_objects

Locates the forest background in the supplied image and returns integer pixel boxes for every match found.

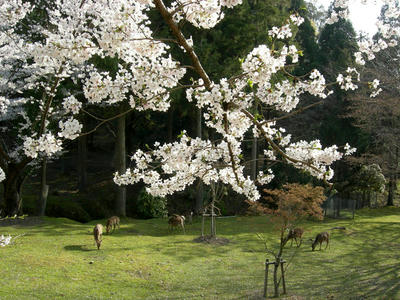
[0,0,397,222]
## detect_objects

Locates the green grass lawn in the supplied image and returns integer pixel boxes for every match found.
[1,207,400,299]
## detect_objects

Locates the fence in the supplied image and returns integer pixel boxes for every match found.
[323,195,356,219]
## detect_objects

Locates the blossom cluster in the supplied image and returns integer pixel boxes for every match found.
[268,14,304,39]
[168,0,243,29]
[114,133,261,201]
[23,134,62,159]
[58,118,82,140]
[0,96,10,116]
[0,167,5,183]
[369,79,382,98]
[337,68,360,91]
[0,235,12,247]
[285,140,346,180]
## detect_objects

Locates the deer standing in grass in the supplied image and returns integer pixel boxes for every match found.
[93,224,103,250]
[106,216,120,234]
[312,232,329,251]
[284,227,304,247]
[168,214,185,234]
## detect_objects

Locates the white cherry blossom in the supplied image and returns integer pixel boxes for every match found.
[0,167,5,182]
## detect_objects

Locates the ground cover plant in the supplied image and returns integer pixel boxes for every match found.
[1,207,399,299]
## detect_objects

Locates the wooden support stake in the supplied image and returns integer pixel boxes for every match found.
[201,214,205,237]
[280,259,286,295]
[263,259,269,298]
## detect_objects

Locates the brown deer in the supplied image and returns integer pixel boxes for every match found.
[168,214,185,234]
[93,224,103,250]
[284,227,304,247]
[312,232,330,251]
[106,216,120,234]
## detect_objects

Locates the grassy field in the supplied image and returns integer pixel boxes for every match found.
[0,207,399,299]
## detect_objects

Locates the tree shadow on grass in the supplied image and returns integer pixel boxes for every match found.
[64,244,95,251]
[287,221,400,299]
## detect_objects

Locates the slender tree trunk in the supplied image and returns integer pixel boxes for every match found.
[167,107,174,143]
[273,226,285,297]
[78,114,88,191]
[78,133,88,192]
[195,107,203,214]
[251,137,257,181]
[36,158,49,216]
[115,112,126,216]
[210,182,217,237]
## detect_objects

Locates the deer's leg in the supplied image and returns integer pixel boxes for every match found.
[181,221,185,234]
[319,242,322,250]
[325,239,329,250]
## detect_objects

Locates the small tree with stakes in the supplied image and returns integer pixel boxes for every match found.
[253,183,325,297]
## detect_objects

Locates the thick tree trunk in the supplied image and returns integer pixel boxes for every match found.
[195,107,203,214]
[115,112,126,216]
[36,158,49,216]
[78,133,88,192]
[3,167,23,216]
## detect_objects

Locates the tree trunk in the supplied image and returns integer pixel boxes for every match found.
[273,261,279,297]
[36,158,49,216]
[387,176,396,206]
[3,167,23,216]
[78,133,88,192]
[167,107,174,142]
[195,107,204,214]
[210,182,218,237]
[251,137,257,181]
[273,225,286,297]
[115,112,126,216]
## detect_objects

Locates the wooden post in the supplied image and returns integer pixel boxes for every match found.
[280,259,286,295]
[263,259,269,298]
[201,214,205,237]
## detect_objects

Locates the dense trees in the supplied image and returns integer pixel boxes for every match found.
[1,1,399,218]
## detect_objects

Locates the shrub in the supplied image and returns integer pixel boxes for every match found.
[136,188,167,219]
[46,198,91,223]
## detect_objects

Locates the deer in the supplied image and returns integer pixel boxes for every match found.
[106,216,120,234]
[284,227,304,247]
[311,232,330,251]
[168,214,185,234]
[93,224,103,250]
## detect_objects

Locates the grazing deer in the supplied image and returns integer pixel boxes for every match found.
[106,216,120,234]
[312,232,330,251]
[168,214,185,234]
[93,224,103,250]
[284,227,304,247]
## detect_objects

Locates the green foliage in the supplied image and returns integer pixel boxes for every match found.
[45,198,91,223]
[136,188,168,219]
[318,18,358,72]
[352,164,386,193]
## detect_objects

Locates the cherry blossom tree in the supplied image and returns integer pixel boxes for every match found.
[0,0,399,216]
